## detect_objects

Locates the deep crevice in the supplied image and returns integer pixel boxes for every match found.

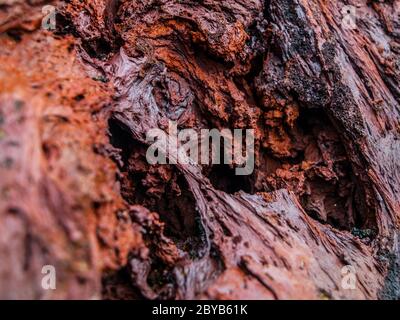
[207,164,254,194]
[258,106,377,234]
[108,117,207,257]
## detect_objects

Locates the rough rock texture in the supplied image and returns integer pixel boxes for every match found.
[0,0,399,299]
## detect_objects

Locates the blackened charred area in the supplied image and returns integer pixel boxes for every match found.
[378,234,400,300]
[251,0,378,234]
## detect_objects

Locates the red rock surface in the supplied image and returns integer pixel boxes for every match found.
[0,0,399,299]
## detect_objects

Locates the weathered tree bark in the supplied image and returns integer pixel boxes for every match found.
[0,0,399,299]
